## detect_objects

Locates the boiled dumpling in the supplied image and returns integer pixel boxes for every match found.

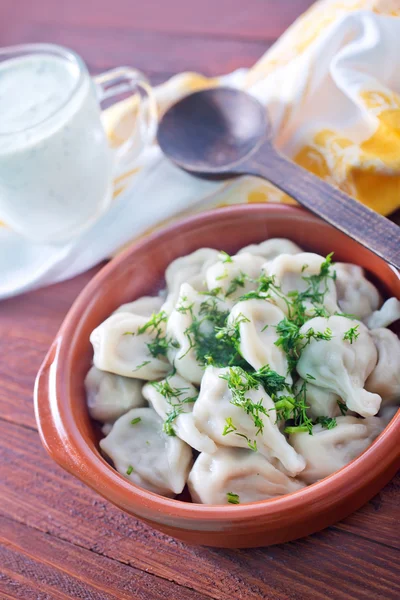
[297,316,380,417]
[238,238,302,260]
[100,407,193,496]
[264,252,339,316]
[162,248,219,314]
[228,299,290,379]
[289,416,385,484]
[167,283,230,385]
[378,404,399,424]
[192,366,305,476]
[188,448,305,504]
[365,297,400,329]
[295,378,342,419]
[90,312,170,380]
[333,263,381,320]
[205,252,265,301]
[85,366,146,423]
[365,328,400,407]
[113,295,164,317]
[142,373,217,453]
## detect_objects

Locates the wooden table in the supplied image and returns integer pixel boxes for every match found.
[0,1,399,598]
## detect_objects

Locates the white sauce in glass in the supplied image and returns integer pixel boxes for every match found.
[0,52,113,242]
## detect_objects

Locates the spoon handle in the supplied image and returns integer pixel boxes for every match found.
[240,143,400,270]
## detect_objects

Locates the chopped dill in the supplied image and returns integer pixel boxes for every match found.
[227,492,240,504]
[178,297,249,368]
[316,416,337,430]
[282,380,313,435]
[219,251,233,263]
[275,317,333,372]
[222,417,237,436]
[225,272,247,297]
[132,360,151,372]
[343,325,360,344]
[135,310,176,359]
[152,373,198,436]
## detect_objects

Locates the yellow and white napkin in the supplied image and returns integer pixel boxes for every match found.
[2,0,400,299]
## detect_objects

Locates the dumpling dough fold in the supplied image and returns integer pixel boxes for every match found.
[365,328,400,408]
[163,248,219,314]
[100,407,193,496]
[85,366,146,423]
[192,366,305,476]
[90,312,170,380]
[205,252,265,301]
[289,416,385,484]
[238,238,302,260]
[297,316,381,417]
[142,373,217,454]
[333,263,381,320]
[263,252,339,316]
[228,299,290,379]
[188,448,305,504]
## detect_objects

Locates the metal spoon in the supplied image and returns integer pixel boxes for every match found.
[157,87,400,269]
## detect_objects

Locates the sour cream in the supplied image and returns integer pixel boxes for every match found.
[0,51,113,242]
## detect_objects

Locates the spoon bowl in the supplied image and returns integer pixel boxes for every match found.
[158,87,400,269]
[158,88,270,174]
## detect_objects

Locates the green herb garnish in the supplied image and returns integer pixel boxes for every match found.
[130,417,141,425]
[227,492,240,504]
[343,325,360,344]
[152,372,197,436]
[126,465,134,475]
[316,416,337,430]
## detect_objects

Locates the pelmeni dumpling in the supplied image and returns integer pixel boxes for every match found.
[85,366,146,423]
[333,263,381,320]
[205,252,265,301]
[289,416,385,484]
[167,283,230,385]
[378,404,399,424]
[192,366,305,476]
[264,252,339,316]
[365,328,400,408]
[228,299,290,379]
[297,316,381,417]
[100,407,193,496]
[142,373,217,454]
[295,378,342,419]
[188,448,305,504]
[365,297,400,329]
[90,312,170,380]
[162,248,219,314]
[113,296,164,317]
[238,238,302,260]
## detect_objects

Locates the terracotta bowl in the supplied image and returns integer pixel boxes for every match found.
[34,204,400,548]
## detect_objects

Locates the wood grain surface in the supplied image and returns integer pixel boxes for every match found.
[0,1,399,599]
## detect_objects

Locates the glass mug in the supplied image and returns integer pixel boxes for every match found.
[0,43,157,243]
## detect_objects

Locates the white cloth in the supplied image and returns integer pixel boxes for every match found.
[2,3,400,299]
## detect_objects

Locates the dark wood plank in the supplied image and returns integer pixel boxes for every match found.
[1,419,399,600]
[0,515,207,600]
[0,0,314,41]
[0,23,270,77]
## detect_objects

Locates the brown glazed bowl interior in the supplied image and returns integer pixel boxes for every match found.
[34,204,400,548]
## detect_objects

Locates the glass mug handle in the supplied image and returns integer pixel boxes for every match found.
[93,67,158,168]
